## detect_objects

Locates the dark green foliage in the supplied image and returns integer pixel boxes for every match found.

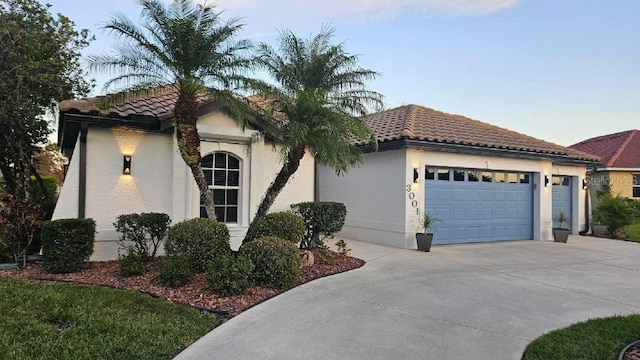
[0,194,43,267]
[242,26,383,243]
[239,236,301,289]
[205,255,254,296]
[157,255,192,288]
[41,218,95,273]
[0,278,218,359]
[165,218,231,271]
[522,315,640,360]
[114,212,171,259]
[593,194,633,236]
[118,247,145,277]
[626,199,640,218]
[291,202,347,249]
[252,212,305,244]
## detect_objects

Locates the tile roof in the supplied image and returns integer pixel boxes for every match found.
[58,88,207,120]
[569,130,640,168]
[364,104,599,162]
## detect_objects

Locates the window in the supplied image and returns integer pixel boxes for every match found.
[507,173,518,184]
[552,176,562,186]
[425,167,435,180]
[453,170,465,181]
[201,153,240,223]
[519,174,530,184]
[482,171,493,182]
[633,174,640,198]
[468,171,480,182]
[437,169,450,181]
[494,172,506,183]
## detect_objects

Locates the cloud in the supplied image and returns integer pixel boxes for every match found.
[212,0,519,18]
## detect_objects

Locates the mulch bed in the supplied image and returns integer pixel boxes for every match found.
[0,249,364,320]
[623,343,640,360]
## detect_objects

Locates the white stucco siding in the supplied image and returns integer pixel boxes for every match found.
[51,135,81,220]
[319,150,409,248]
[85,128,174,240]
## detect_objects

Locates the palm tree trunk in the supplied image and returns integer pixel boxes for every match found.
[174,93,216,220]
[243,145,306,243]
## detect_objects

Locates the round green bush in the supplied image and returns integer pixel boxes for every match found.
[205,255,254,296]
[254,212,305,244]
[165,218,231,271]
[239,236,301,289]
[157,255,192,287]
[119,247,145,277]
[42,218,96,274]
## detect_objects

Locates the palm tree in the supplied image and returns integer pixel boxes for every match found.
[88,0,253,219]
[243,26,383,243]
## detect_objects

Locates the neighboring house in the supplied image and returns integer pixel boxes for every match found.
[319,104,599,249]
[54,92,314,260]
[570,130,640,204]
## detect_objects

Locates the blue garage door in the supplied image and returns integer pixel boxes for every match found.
[425,167,534,245]
[551,175,572,231]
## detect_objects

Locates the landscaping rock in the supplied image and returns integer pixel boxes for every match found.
[300,250,314,268]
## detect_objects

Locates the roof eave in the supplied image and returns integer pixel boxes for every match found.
[360,139,599,165]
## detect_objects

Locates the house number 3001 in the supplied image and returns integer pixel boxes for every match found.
[406,184,419,214]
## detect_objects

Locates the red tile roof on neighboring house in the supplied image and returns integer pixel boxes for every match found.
[569,130,640,168]
[365,104,599,162]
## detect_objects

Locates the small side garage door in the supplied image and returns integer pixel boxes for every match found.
[551,175,573,231]
[425,167,533,245]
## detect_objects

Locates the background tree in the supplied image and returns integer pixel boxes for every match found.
[89,0,254,219]
[243,27,383,243]
[0,0,92,265]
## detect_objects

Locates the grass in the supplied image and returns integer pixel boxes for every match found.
[0,278,218,359]
[625,218,640,243]
[522,315,640,360]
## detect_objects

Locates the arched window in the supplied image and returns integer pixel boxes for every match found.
[200,152,240,223]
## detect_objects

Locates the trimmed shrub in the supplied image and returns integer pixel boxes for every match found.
[593,194,633,236]
[239,236,301,289]
[114,212,170,259]
[291,202,347,249]
[42,218,96,273]
[254,212,305,244]
[119,247,145,277]
[157,255,192,287]
[205,255,254,296]
[165,218,231,271]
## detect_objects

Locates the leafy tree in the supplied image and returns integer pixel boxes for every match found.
[0,0,92,264]
[243,27,383,243]
[89,0,253,219]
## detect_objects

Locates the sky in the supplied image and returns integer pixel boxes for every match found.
[43,0,640,146]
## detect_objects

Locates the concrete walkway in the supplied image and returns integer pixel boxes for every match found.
[175,236,640,360]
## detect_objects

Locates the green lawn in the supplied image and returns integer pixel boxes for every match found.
[625,219,640,243]
[0,278,218,359]
[522,315,640,360]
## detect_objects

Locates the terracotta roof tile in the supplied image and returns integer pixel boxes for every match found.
[365,104,598,162]
[569,130,640,168]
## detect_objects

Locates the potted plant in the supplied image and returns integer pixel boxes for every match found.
[591,208,607,237]
[552,212,570,243]
[416,211,439,252]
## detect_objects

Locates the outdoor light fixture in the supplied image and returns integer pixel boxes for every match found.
[582,179,588,190]
[413,167,419,183]
[123,155,132,175]
[544,175,549,187]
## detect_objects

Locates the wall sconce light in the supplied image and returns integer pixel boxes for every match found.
[582,179,588,190]
[544,175,549,187]
[123,155,132,175]
[413,167,419,184]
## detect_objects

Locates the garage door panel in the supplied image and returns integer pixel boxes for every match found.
[426,168,533,245]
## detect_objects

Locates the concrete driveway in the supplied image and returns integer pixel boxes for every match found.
[175,236,640,360]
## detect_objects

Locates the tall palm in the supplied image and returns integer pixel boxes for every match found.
[89,0,253,219]
[243,26,383,243]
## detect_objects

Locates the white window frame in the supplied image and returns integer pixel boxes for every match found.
[200,152,241,223]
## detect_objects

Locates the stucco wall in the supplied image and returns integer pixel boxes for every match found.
[609,171,635,198]
[320,147,589,249]
[319,150,410,248]
[53,109,314,259]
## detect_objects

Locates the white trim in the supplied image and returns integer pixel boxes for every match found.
[595,167,640,172]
